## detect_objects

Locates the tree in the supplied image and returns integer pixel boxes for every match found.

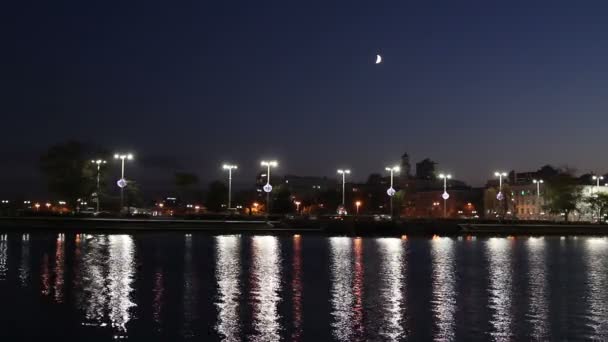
[40,141,107,205]
[205,180,228,212]
[537,165,560,180]
[584,193,608,223]
[544,172,582,222]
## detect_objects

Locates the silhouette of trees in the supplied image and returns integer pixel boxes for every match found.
[205,180,228,212]
[544,171,582,221]
[40,141,108,205]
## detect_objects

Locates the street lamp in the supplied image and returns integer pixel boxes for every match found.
[438,173,452,218]
[592,175,604,196]
[532,179,544,219]
[91,159,107,213]
[494,171,508,201]
[222,164,238,209]
[261,160,278,216]
[355,200,362,215]
[114,153,134,213]
[592,175,604,222]
[337,169,351,207]
[294,200,301,213]
[385,165,400,217]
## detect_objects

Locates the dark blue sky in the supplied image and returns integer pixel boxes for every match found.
[2,1,608,195]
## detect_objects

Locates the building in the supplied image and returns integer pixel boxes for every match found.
[511,184,547,220]
[282,175,337,202]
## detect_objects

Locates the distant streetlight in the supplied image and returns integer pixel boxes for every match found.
[592,174,604,222]
[114,153,134,212]
[532,179,544,198]
[494,171,508,201]
[91,159,107,213]
[337,169,351,207]
[385,165,400,217]
[261,160,278,216]
[592,175,604,196]
[294,200,301,213]
[222,164,238,209]
[533,179,544,219]
[438,173,452,218]
[355,201,362,215]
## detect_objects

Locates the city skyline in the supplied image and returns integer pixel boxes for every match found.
[3,1,608,193]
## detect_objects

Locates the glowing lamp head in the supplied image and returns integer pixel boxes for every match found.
[337,169,351,175]
[261,160,278,167]
[114,153,134,160]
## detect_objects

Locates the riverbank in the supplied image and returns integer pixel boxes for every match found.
[2,216,608,236]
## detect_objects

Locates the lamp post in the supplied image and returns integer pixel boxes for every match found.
[438,173,452,218]
[90,159,107,213]
[592,175,604,196]
[337,169,351,207]
[592,175,604,222]
[261,160,278,216]
[494,172,508,200]
[222,164,238,209]
[114,153,133,213]
[494,171,508,218]
[385,165,400,217]
[355,200,361,215]
[532,179,544,219]
[294,200,301,214]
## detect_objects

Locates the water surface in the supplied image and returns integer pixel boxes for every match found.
[0,232,607,341]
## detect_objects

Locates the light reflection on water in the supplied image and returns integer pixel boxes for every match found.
[74,235,136,339]
[487,237,514,341]
[431,237,456,341]
[4,233,608,340]
[0,234,7,281]
[19,234,30,287]
[214,235,241,341]
[292,235,303,341]
[526,237,548,340]
[107,235,136,338]
[182,234,196,338]
[585,237,608,339]
[376,238,405,341]
[54,234,65,303]
[249,236,282,342]
[330,237,354,341]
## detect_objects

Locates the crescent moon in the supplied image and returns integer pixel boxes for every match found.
[375,54,382,64]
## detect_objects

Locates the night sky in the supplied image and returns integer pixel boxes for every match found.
[2,1,608,196]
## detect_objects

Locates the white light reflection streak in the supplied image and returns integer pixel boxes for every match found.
[431,236,456,341]
[80,235,107,326]
[0,234,7,281]
[19,234,30,287]
[54,234,65,303]
[487,237,513,341]
[215,235,241,341]
[586,237,608,339]
[330,237,354,341]
[526,237,548,340]
[250,236,282,342]
[108,235,136,338]
[183,234,196,338]
[377,238,405,341]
